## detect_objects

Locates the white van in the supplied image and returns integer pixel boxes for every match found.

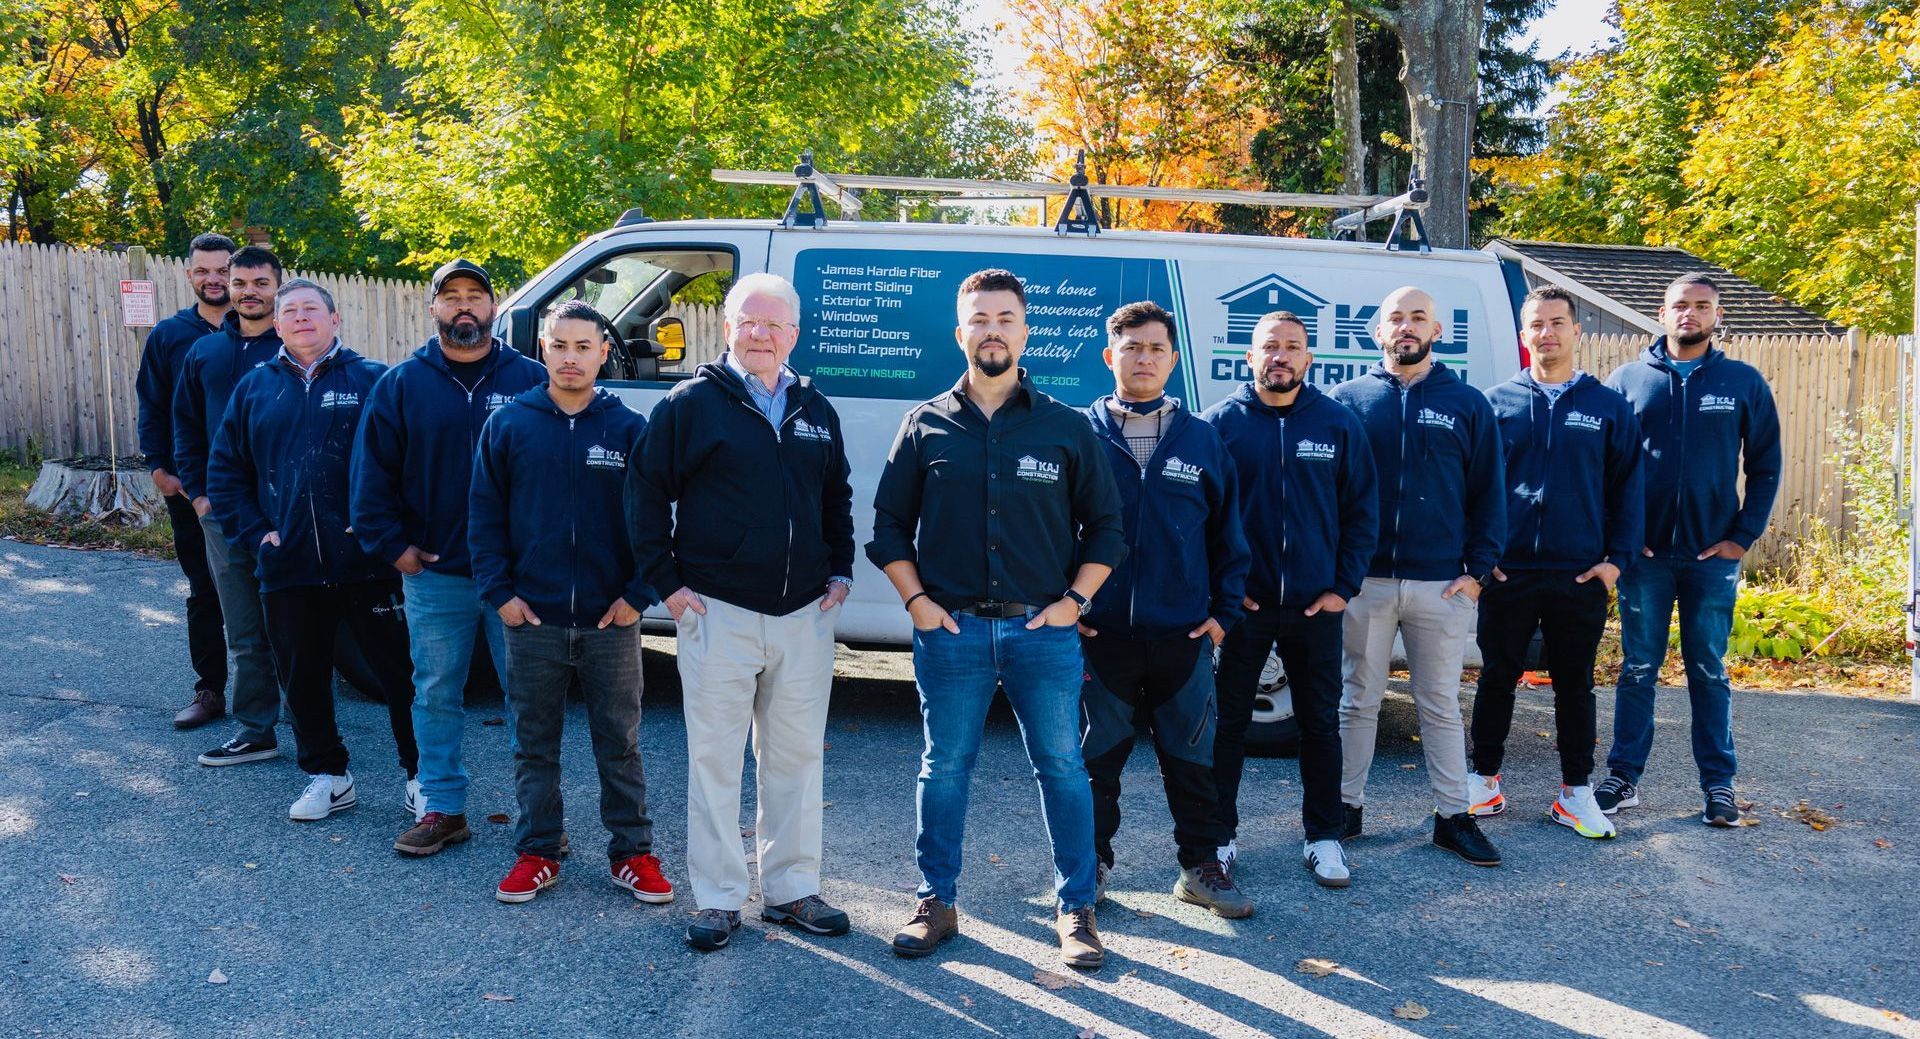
[494,185,1526,749]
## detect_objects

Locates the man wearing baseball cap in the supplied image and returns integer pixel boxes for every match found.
[352,258,547,856]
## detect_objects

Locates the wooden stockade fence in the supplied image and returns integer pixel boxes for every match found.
[0,242,1904,570]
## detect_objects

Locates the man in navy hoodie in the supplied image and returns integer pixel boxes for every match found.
[173,245,287,769]
[1203,310,1377,889]
[1080,301,1252,918]
[1599,273,1781,828]
[629,273,855,952]
[473,300,671,909]
[352,259,547,858]
[206,279,418,823]
[135,231,234,730]
[1328,286,1505,867]
[1469,285,1643,841]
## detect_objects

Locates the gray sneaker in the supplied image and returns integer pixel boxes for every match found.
[686,908,742,952]
[763,894,850,935]
[1174,862,1254,919]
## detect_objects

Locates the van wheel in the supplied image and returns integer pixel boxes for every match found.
[1245,649,1300,758]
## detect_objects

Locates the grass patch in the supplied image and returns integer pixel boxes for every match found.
[0,458,178,557]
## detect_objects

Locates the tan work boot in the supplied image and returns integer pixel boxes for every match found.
[891,896,959,958]
[1056,906,1105,969]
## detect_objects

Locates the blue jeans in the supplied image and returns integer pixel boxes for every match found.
[913,612,1097,912]
[1609,556,1741,789]
[404,570,509,815]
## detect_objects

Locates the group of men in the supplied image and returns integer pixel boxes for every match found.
[137,235,1779,970]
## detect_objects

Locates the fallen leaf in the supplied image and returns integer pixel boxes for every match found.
[988,853,1003,864]
[1166,946,1192,959]
[764,930,782,941]
[1296,958,1339,978]
[483,717,505,726]
[487,813,510,824]
[1078,1028,1099,1039]
[1400,763,1418,770]
[1535,731,1551,738]
[1644,960,1664,966]
[243,862,257,869]
[1754,992,1779,1001]
[959,995,974,1008]
[1874,838,1892,850]
[1392,1000,1430,1021]
[1131,909,1156,919]
[482,992,515,1002]
[207,969,228,984]
[1784,800,1835,831]
[1672,918,1691,929]
[1033,969,1082,991]
[57,873,78,884]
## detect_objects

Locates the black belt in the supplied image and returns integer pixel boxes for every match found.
[945,599,1039,619]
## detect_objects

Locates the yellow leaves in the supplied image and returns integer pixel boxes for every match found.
[1785,799,1837,832]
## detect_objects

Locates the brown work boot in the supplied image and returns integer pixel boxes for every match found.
[1056,906,1105,969]
[890,896,959,958]
[173,688,225,730]
[394,812,472,857]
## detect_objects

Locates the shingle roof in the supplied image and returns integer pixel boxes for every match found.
[1490,239,1845,336]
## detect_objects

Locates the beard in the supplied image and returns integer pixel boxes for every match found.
[972,339,1013,378]
[1674,327,1711,348]
[1387,334,1433,367]
[1258,366,1302,394]
[438,314,487,348]
[193,282,228,307]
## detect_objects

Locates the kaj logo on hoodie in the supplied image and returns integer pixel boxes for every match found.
[486,391,515,411]
[585,444,626,470]
[1416,406,1456,431]
[319,390,360,410]
[1295,438,1337,461]
[1699,393,1738,414]
[1016,454,1061,484]
[1160,456,1203,484]
[790,417,833,443]
[1563,410,1604,432]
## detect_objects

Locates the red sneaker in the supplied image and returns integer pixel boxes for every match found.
[612,853,675,904]
[496,853,560,904]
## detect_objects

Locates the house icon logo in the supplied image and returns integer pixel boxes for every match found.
[1216,274,1329,349]
[585,444,626,469]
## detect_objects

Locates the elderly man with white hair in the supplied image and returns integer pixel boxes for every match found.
[627,272,857,952]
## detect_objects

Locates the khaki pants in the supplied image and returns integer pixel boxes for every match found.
[676,595,836,910]
[1338,577,1475,816]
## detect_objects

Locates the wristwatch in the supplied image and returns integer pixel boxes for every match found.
[1063,589,1092,616]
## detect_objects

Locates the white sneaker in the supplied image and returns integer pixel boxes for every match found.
[289,772,356,822]
[1467,772,1506,817]
[1303,839,1350,888]
[1216,840,1238,877]
[1551,784,1617,839]
[405,777,424,822]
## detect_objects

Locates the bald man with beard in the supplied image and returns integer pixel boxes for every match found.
[1327,286,1507,869]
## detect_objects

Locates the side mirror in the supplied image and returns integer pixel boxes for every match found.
[649,316,686,365]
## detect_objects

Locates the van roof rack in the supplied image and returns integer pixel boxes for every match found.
[711,152,1429,247]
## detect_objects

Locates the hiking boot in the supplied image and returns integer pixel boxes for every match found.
[1303,839,1351,888]
[686,908,742,952]
[1433,811,1502,866]
[1703,786,1741,828]
[288,773,355,822]
[1594,774,1639,815]
[1552,785,1617,839]
[612,853,675,904]
[495,853,560,903]
[1342,803,1364,841]
[198,735,278,767]
[1056,906,1105,969]
[173,688,225,730]
[395,811,472,856]
[764,894,850,935]
[891,896,959,958]
[1467,772,1506,817]
[1174,862,1254,919]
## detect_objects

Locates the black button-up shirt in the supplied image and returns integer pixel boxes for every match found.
[867,371,1127,609]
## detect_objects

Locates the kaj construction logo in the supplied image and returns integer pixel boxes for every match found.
[585,444,626,469]
[319,390,360,410]
[1160,456,1203,484]
[1016,454,1062,484]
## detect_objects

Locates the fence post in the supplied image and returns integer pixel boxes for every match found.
[1841,327,1865,534]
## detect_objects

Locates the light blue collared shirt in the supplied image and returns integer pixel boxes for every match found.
[725,350,798,427]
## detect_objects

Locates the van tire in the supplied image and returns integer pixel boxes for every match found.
[1244,716,1300,758]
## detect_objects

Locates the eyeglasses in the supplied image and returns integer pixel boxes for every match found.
[734,318,799,336]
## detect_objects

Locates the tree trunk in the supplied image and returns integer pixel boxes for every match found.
[1387,0,1484,249]
[1332,5,1367,196]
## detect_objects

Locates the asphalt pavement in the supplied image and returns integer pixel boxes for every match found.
[2,540,1917,1039]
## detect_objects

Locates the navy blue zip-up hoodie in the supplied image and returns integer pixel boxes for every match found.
[1083,396,1249,638]
[628,361,855,617]
[1201,383,1379,607]
[350,337,547,576]
[1486,370,1644,571]
[1327,362,1506,581]
[172,311,282,501]
[1606,339,1782,558]
[470,387,652,628]
[135,305,221,473]
[206,344,390,592]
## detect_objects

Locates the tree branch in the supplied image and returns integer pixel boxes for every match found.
[1348,0,1399,32]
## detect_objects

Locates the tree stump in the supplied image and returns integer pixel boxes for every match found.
[24,457,164,528]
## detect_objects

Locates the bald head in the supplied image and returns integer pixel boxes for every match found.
[1372,284,1443,370]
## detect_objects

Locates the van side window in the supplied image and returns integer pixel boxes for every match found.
[536,248,736,383]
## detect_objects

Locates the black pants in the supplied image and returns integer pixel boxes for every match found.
[165,493,226,694]
[1471,568,1609,785]
[1081,634,1224,870]
[262,580,418,778]
[1214,606,1344,842]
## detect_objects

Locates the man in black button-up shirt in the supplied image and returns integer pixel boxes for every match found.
[869,269,1126,970]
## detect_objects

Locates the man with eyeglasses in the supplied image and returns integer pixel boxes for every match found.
[628,272,857,952]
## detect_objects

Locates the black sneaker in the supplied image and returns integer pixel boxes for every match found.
[1594,775,1639,815]
[763,895,850,935]
[1342,803,1364,841]
[686,908,742,951]
[1433,811,1502,867]
[1703,786,1741,827]
[197,736,279,767]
